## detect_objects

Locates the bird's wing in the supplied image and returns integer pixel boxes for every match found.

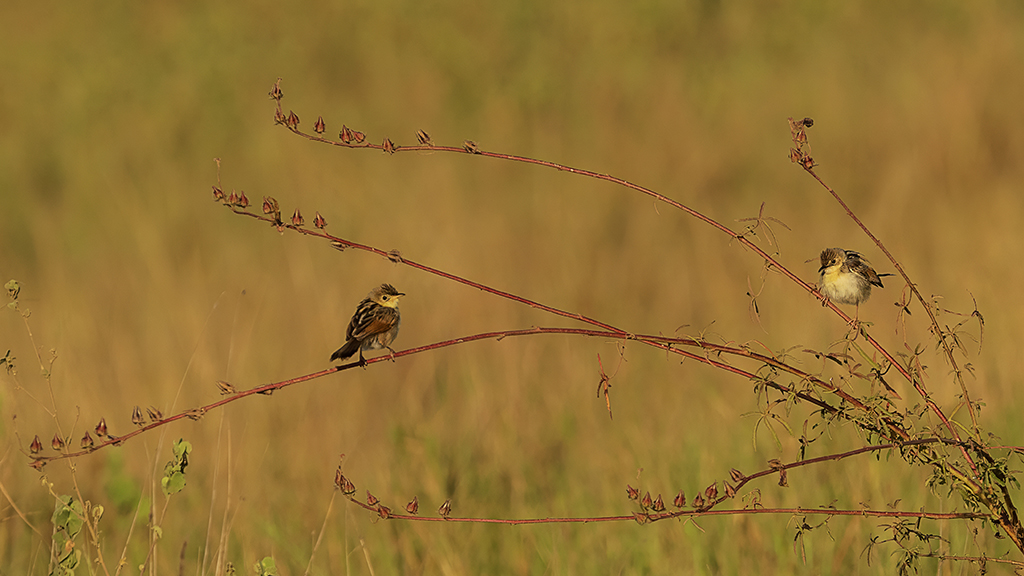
[849,259,884,288]
[349,306,399,341]
[345,298,375,340]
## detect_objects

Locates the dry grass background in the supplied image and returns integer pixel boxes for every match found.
[2,1,1024,573]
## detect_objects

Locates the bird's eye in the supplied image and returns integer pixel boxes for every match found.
[381,295,389,301]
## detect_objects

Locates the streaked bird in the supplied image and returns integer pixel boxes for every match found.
[818,247,884,305]
[331,283,405,365]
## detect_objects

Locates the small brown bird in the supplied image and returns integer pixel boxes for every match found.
[818,248,884,305]
[331,284,405,365]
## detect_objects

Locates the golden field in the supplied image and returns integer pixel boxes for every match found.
[2,1,1024,573]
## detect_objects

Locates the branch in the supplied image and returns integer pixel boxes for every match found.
[223,203,913,443]
[786,119,987,498]
[30,326,894,466]
[338,504,989,525]
[337,440,993,528]
[265,81,919,394]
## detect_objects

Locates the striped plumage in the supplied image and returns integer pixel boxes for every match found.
[331,283,404,365]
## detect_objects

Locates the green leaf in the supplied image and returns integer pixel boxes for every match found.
[172,438,192,470]
[255,557,278,576]
[161,471,187,496]
[56,548,81,574]
[52,495,84,539]
[4,279,20,300]
[161,438,193,495]
[52,531,70,558]
[173,438,193,459]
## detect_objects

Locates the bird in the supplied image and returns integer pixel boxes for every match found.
[818,247,884,306]
[330,283,405,365]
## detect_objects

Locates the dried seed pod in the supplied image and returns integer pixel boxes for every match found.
[212,186,225,201]
[377,505,391,519]
[95,417,108,437]
[262,196,279,216]
[313,212,327,229]
[382,138,396,154]
[463,140,479,154]
[692,494,705,509]
[52,433,65,450]
[705,482,718,501]
[291,209,304,227]
[146,406,163,422]
[366,491,379,507]
[30,435,42,454]
[268,80,283,101]
[730,468,745,483]
[131,406,145,427]
[652,494,666,512]
[626,484,639,501]
[216,380,236,395]
[334,470,356,495]
[286,111,300,128]
[237,191,250,208]
[725,482,736,498]
[641,491,653,510]
[314,116,325,135]
[438,499,452,518]
[81,431,94,449]
[341,476,356,495]
[406,496,419,515]
[673,490,686,509]
[340,125,354,144]
[416,130,432,146]
[352,130,366,143]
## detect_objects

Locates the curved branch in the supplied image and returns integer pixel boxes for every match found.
[269,93,919,393]
[21,327,836,466]
[341,504,990,525]
[226,206,914,444]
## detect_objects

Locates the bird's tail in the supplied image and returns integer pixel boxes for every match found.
[330,339,360,362]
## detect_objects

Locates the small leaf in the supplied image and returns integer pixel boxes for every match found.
[161,470,187,495]
[256,557,278,576]
[5,279,20,299]
[173,438,193,461]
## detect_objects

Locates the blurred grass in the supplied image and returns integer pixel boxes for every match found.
[2,0,1024,573]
